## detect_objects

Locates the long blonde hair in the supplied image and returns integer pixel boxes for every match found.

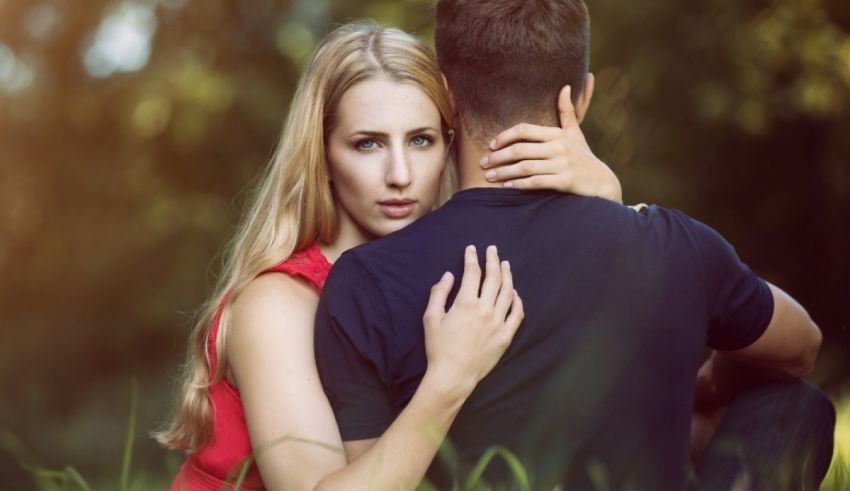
[155,21,456,453]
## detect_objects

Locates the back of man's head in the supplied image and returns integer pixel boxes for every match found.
[436,0,590,141]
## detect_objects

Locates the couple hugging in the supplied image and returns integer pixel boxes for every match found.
[158,0,835,489]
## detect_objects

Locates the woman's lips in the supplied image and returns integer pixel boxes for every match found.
[379,200,416,219]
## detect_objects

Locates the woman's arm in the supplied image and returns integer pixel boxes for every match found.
[228,272,345,490]
[228,245,522,490]
[480,85,623,203]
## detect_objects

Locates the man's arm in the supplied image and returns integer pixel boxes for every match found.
[683,214,823,462]
[690,282,822,463]
[695,282,822,412]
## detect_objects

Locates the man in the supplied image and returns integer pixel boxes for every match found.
[315,0,835,489]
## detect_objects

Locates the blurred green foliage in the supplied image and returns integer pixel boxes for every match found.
[0,0,848,487]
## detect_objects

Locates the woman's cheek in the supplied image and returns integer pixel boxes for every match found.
[416,148,447,199]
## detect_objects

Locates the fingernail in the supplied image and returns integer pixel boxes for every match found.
[503,181,514,188]
[480,156,489,168]
[489,139,496,150]
[504,260,510,271]
[468,244,476,253]
[485,170,496,181]
[489,245,497,254]
[441,271,452,282]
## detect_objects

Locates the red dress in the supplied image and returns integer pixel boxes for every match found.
[170,243,333,490]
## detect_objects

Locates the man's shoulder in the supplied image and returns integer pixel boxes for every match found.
[326,223,431,288]
[323,248,377,296]
[347,206,450,261]
[617,202,702,235]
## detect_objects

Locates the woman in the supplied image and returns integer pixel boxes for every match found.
[157,21,621,490]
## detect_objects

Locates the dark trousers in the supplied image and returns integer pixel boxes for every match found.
[689,380,836,491]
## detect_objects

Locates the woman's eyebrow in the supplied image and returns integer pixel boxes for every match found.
[347,127,439,139]
[405,126,439,135]
[348,130,387,138]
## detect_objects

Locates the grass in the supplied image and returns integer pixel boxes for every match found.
[821,391,850,491]
[3,384,850,490]
[0,380,138,491]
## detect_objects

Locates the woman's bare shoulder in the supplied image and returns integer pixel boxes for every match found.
[236,272,319,312]
[229,272,320,339]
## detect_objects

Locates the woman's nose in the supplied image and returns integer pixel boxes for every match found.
[385,147,412,188]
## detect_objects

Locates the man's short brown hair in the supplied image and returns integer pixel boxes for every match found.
[435,0,590,139]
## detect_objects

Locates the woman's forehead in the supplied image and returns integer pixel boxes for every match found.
[334,77,441,134]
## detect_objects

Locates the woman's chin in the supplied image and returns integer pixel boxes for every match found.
[369,217,416,239]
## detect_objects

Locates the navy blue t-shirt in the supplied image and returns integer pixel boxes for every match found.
[314,188,773,490]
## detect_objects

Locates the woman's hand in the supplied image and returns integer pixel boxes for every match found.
[480,86,623,203]
[422,245,524,397]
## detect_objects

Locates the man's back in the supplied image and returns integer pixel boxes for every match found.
[315,188,772,489]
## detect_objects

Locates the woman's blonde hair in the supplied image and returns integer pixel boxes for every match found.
[155,21,456,452]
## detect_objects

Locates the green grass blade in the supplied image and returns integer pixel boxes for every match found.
[435,437,462,490]
[64,466,93,491]
[416,479,440,491]
[120,378,139,491]
[497,448,531,491]
[463,446,530,491]
[227,456,253,491]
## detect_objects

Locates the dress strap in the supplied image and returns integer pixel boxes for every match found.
[262,242,333,292]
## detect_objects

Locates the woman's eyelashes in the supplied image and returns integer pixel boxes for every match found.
[410,134,434,147]
[355,138,379,151]
[352,134,436,152]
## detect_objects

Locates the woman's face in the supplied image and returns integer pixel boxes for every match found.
[326,76,448,240]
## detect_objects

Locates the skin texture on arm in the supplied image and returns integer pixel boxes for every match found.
[338,373,468,462]
[720,282,821,377]
[228,246,523,490]
[228,273,346,490]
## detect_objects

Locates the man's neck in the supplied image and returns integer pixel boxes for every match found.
[455,129,503,191]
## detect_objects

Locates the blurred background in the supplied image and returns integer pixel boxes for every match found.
[0,0,848,488]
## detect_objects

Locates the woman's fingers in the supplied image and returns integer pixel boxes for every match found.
[488,123,562,155]
[482,140,557,170]
[493,260,514,319]
[423,271,454,325]
[557,85,579,130]
[423,246,523,388]
[505,290,525,334]
[456,245,482,300]
[503,174,566,190]
[485,159,555,183]
[478,246,502,305]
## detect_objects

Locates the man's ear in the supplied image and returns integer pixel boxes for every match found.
[574,72,595,124]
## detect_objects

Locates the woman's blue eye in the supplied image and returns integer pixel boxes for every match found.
[411,135,432,147]
[357,139,378,150]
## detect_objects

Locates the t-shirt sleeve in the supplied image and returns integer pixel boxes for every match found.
[687,216,774,350]
[314,252,395,440]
